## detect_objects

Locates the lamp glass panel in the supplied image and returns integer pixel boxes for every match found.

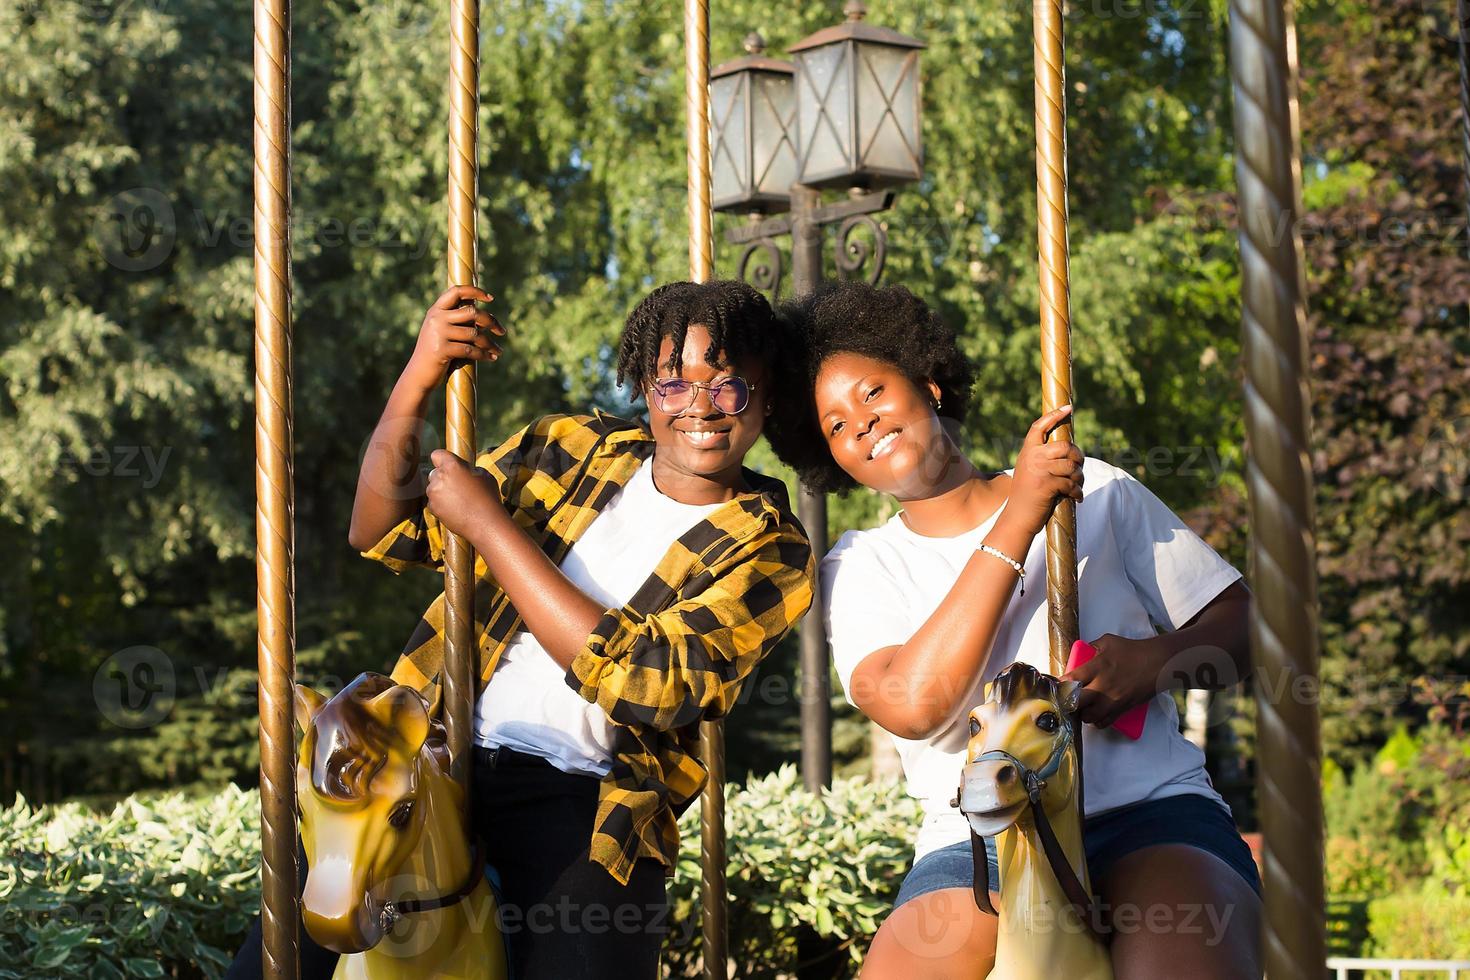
[854,44,920,177]
[710,73,749,203]
[796,43,853,180]
[751,73,797,197]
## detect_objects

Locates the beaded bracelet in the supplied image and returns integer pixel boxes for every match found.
[979,544,1026,596]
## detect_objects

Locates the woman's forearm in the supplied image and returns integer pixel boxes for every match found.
[1153,581,1253,692]
[348,370,438,552]
[859,517,1039,739]
[464,506,604,670]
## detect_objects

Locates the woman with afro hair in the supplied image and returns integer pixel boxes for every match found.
[773,280,1263,979]
[228,280,814,980]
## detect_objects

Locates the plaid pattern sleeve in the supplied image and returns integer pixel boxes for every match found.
[567,515,816,733]
[357,417,548,575]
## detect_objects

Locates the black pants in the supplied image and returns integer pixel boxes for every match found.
[226,746,668,979]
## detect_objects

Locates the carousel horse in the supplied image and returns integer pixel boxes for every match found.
[293,672,506,980]
[953,662,1112,980]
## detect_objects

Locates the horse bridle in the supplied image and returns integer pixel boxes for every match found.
[955,714,1110,941]
[377,841,485,934]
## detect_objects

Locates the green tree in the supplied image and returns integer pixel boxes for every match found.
[1,0,1462,804]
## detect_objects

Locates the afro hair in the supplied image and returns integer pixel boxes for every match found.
[768,280,977,494]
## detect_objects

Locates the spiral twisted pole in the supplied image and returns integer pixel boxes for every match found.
[684,4,727,978]
[1031,0,1080,676]
[1229,0,1325,974]
[1460,0,1470,261]
[442,0,481,805]
[252,0,298,974]
[686,0,714,284]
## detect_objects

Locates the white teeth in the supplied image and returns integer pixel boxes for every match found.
[683,430,723,447]
[868,430,899,460]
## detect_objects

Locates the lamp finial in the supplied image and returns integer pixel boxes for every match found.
[844,0,868,21]
[743,31,765,55]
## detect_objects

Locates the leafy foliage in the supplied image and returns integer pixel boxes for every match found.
[0,785,259,978]
[0,771,919,978]
[1323,722,1470,896]
[1364,892,1470,960]
[666,766,921,976]
[0,0,1464,808]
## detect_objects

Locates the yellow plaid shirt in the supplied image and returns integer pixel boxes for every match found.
[361,410,815,884]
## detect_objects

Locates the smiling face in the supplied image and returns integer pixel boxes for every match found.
[644,323,768,500]
[813,351,960,499]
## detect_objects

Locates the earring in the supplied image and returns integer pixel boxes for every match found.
[934,396,942,411]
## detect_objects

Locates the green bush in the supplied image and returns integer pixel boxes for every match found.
[1366,892,1470,959]
[1323,725,1470,897]
[1426,823,1470,896]
[0,768,920,978]
[664,766,920,977]
[0,785,260,978]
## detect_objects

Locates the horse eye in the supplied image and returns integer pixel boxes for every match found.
[388,800,415,829]
[1036,712,1059,733]
[969,717,982,737]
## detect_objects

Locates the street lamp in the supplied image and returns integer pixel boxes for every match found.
[711,1,924,794]
[789,1,924,189]
[710,34,798,213]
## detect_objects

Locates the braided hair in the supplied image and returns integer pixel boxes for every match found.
[770,280,977,494]
[616,279,787,402]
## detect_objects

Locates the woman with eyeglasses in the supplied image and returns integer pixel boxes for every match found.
[226,279,814,980]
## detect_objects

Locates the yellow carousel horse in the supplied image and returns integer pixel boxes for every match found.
[293,672,506,979]
[953,662,1112,980]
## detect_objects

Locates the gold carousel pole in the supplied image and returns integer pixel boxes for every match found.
[1032,0,1079,674]
[443,0,481,804]
[1229,0,1325,973]
[684,3,727,978]
[252,0,299,973]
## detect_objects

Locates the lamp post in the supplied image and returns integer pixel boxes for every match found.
[711,1,924,793]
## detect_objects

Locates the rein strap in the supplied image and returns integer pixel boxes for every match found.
[380,842,485,931]
[963,716,1111,942]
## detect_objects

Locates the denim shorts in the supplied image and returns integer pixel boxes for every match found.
[894,793,1262,909]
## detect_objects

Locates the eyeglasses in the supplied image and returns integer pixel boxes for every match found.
[647,377,757,416]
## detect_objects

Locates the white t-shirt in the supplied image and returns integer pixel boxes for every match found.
[473,458,722,776]
[822,457,1242,862]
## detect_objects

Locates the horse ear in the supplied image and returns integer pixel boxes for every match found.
[365,685,431,753]
[1058,679,1083,716]
[294,684,326,735]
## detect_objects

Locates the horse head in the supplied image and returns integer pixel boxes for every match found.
[959,662,1082,838]
[293,672,450,953]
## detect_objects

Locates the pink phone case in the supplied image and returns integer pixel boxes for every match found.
[1066,640,1147,740]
